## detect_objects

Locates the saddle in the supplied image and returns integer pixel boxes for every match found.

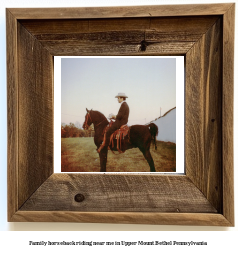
[103,121,130,153]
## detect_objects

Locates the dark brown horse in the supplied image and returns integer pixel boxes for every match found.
[83,108,158,172]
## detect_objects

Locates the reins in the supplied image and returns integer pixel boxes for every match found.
[95,119,107,127]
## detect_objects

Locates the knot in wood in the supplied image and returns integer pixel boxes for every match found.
[140,40,147,51]
[74,193,85,202]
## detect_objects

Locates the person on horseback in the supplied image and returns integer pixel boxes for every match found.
[97,92,129,153]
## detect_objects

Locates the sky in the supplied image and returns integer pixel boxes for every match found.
[60,57,177,127]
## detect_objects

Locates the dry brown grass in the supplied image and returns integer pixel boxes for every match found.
[61,137,176,173]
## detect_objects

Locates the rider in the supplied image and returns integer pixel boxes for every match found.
[97,93,129,153]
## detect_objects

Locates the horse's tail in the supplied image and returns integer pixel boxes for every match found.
[147,123,159,150]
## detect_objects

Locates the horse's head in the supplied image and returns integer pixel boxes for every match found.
[83,108,93,130]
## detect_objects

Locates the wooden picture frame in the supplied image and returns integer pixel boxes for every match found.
[7,3,234,226]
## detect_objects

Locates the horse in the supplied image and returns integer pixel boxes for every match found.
[83,108,158,172]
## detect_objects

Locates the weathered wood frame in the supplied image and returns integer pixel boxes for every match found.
[7,4,234,226]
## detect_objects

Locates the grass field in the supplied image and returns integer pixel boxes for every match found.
[61,137,176,173]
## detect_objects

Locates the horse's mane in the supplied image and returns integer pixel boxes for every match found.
[91,110,108,121]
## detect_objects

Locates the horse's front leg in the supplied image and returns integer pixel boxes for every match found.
[99,148,108,172]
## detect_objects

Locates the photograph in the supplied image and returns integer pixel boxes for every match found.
[60,57,179,173]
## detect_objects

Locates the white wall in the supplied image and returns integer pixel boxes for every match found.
[153,108,176,143]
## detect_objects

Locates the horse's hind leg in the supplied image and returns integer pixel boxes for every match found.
[139,147,156,172]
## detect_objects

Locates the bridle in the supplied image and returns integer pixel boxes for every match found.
[84,111,107,129]
[84,112,92,129]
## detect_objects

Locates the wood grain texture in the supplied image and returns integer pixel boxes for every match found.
[20,16,218,34]
[8,3,233,19]
[20,17,218,56]
[186,18,223,212]
[18,23,54,208]
[11,211,232,226]
[37,41,193,56]
[222,4,235,226]
[7,9,18,221]
[20,174,217,213]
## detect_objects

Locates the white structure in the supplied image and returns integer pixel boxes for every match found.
[152,107,176,143]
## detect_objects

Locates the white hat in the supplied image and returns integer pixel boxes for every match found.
[115,93,128,98]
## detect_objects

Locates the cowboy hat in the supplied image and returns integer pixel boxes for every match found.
[115,92,128,98]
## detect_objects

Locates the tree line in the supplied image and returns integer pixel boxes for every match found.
[61,122,94,138]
